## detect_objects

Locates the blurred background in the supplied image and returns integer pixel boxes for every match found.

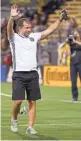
[1,0,81,85]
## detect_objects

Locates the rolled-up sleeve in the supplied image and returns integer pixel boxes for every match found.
[32,32,42,42]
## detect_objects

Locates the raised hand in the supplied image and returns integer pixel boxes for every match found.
[10,4,20,18]
[60,9,68,22]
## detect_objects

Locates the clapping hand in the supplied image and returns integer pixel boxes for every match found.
[60,9,68,22]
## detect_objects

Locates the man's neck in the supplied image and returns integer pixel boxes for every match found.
[18,31,29,38]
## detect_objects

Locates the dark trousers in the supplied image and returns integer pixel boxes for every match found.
[70,62,81,100]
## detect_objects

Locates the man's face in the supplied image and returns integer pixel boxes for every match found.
[19,21,32,37]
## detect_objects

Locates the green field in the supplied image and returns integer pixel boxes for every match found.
[1,83,81,140]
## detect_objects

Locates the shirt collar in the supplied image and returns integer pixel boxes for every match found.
[18,33,29,38]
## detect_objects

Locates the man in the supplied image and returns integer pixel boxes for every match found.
[7,4,67,134]
[67,17,81,101]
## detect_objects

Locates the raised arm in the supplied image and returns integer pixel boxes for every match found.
[7,4,20,39]
[73,32,81,46]
[74,40,81,46]
[41,10,68,40]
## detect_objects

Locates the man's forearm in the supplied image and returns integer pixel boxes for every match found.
[41,19,61,39]
[41,10,67,39]
[7,17,14,38]
[47,19,61,33]
[47,9,67,33]
[75,40,81,46]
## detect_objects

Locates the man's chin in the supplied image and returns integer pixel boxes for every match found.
[25,33,30,37]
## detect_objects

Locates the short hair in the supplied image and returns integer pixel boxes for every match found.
[17,18,31,27]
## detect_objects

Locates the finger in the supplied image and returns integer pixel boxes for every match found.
[62,9,66,12]
[11,5,15,9]
[13,4,17,9]
[11,4,15,9]
[11,6,13,9]
[17,10,20,15]
[15,5,18,11]
[14,4,18,9]
[62,9,67,14]
[18,11,20,14]
[16,5,18,9]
